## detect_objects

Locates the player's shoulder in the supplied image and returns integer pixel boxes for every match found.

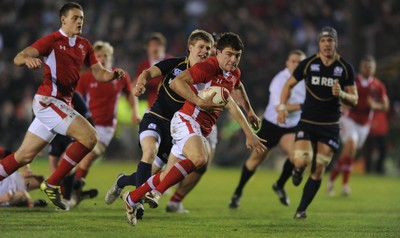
[335,54,354,69]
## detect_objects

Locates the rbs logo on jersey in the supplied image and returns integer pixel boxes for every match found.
[311,76,336,87]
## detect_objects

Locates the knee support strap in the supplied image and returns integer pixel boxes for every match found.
[92,141,106,156]
[316,153,331,166]
[293,150,313,163]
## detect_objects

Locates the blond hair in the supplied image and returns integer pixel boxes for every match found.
[93,41,114,55]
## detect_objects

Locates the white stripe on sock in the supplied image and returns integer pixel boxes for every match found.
[175,162,188,177]
[148,175,156,190]
[63,154,77,166]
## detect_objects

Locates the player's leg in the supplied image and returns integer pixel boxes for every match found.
[0,120,50,182]
[104,134,159,205]
[295,142,334,219]
[74,124,114,185]
[166,141,213,213]
[272,133,296,206]
[166,126,217,213]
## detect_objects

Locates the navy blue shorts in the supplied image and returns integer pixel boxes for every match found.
[295,121,340,152]
[138,112,173,164]
[257,118,295,148]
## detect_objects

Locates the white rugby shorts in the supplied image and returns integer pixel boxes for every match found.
[95,125,115,146]
[340,116,370,149]
[170,112,207,160]
[29,94,79,142]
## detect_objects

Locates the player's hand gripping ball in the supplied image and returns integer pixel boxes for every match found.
[198,86,230,106]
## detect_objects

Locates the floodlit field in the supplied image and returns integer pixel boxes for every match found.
[1,159,399,238]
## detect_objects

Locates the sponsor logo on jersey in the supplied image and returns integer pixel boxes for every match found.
[148,123,157,130]
[60,45,66,50]
[333,66,343,77]
[311,64,320,72]
[216,79,223,84]
[173,68,183,76]
[311,76,336,86]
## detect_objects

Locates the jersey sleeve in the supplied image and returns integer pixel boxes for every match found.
[188,60,217,84]
[292,60,307,82]
[122,72,133,95]
[31,34,54,56]
[343,63,355,87]
[84,40,98,67]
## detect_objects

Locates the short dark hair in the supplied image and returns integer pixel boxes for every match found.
[59,2,83,18]
[216,32,244,52]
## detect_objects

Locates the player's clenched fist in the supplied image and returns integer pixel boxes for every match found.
[332,79,342,97]
[112,68,125,80]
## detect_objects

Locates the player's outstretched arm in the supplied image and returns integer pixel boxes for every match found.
[90,62,125,82]
[225,95,266,154]
[14,46,42,69]
[133,66,162,96]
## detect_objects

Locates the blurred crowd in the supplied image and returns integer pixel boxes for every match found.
[0,0,399,170]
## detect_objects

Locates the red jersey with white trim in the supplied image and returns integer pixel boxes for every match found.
[134,54,173,107]
[180,56,241,136]
[347,75,387,125]
[77,69,132,127]
[31,29,98,105]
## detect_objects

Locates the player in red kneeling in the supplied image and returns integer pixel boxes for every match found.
[0,2,125,211]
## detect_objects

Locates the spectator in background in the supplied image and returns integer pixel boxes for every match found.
[363,99,390,174]
[327,55,389,196]
[134,32,172,108]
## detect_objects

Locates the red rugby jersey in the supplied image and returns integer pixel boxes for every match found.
[77,69,132,127]
[181,56,241,136]
[31,29,98,105]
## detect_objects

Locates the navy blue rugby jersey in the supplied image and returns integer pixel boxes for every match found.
[292,53,355,125]
[150,57,189,121]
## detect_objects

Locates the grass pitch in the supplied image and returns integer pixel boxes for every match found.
[1,159,399,238]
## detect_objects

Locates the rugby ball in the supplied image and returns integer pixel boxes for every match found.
[198,86,230,105]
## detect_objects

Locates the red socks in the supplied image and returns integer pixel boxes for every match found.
[0,153,21,181]
[75,167,88,180]
[342,156,353,184]
[155,159,196,194]
[170,191,185,203]
[129,173,161,203]
[48,142,90,186]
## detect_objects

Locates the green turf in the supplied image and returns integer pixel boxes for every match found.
[1,158,399,238]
